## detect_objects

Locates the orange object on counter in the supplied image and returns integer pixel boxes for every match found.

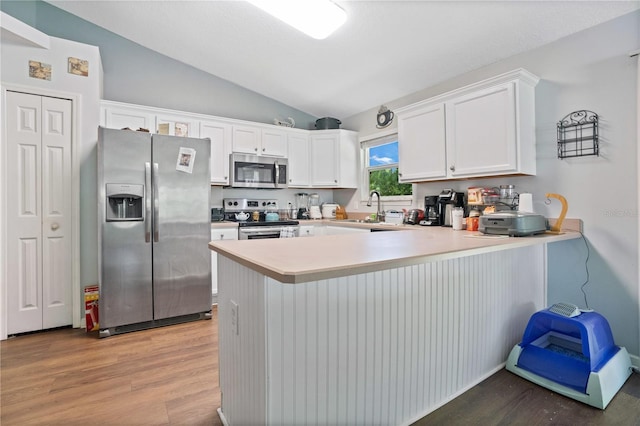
[466,216,479,231]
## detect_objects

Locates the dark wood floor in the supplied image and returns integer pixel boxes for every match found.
[415,364,640,425]
[1,307,223,425]
[2,307,639,425]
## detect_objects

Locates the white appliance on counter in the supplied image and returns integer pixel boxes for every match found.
[321,203,339,219]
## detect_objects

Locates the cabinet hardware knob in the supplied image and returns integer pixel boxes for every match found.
[254,147,258,151]
[449,165,455,171]
[262,148,265,152]
[51,222,59,231]
[334,179,338,183]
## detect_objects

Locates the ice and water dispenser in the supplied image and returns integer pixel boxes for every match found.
[105,183,144,221]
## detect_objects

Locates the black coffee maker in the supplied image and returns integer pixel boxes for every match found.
[423,196,440,225]
[437,189,465,227]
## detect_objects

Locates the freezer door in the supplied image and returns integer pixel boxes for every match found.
[98,127,153,328]
[152,134,212,319]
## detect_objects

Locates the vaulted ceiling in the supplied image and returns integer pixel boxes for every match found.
[46,1,640,119]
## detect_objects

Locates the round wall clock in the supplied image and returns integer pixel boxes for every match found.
[376,106,394,128]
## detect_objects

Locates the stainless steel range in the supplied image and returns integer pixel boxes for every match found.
[224,198,299,240]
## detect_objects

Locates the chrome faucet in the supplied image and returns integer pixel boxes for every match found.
[367,190,384,222]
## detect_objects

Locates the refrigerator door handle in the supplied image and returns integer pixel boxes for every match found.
[145,162,152,242]
[153,162,159,242]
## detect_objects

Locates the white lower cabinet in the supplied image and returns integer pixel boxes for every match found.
[324,226,369,235]
[396,69,539,182]
[298,225,316,237]
[211,227,238,301]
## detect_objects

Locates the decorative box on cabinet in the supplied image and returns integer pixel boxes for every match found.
[309,129,358,188]
[396,69,539,182]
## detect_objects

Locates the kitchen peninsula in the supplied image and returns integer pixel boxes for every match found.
[209,227,580,425]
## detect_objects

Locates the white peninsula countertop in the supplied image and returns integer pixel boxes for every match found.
[208,225,580,284]
[212,222,582,426]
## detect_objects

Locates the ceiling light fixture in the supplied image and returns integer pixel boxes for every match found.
[248,0,347,40]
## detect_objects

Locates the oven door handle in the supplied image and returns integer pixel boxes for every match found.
[239,226,299,239]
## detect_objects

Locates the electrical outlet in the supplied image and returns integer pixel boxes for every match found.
[230,300,239,335]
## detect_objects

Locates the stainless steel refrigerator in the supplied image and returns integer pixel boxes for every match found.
[97,127,211,337]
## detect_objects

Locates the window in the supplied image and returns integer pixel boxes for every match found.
[362,133,412,200]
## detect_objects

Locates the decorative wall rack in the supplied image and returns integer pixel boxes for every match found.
[557,110,599,159]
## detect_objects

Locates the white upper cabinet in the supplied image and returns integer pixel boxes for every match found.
[232,125,287,157]
[310,130,358,188]
[102,102,155,131]
[200,120,232,185]
[100,100,360,187]
[287,131,310,187]
[155,113,200,138]
[397,103,447,182]
[445,82,516,177]
[396,69,539,182]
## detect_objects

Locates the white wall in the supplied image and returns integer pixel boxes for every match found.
[1,25,103,336]
[342,11,640,356]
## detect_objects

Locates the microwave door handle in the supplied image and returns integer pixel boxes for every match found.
[145,162,152,242]
[153,162,159,242]
[274,160,280,188]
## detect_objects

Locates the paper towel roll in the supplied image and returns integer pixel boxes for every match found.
[518,193,533,212]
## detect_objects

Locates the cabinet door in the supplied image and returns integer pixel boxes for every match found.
[232,125,261,154]
[298,225,315,237]
[310,133,338,186]
[324,226,369,235]
[287,133,310,187]
[211,228,238,296]
[261,128,287,157]
[104,105,155,132]
[397,103,447,182]
[446,82,516,177]
[201,120,232,185]
[155,114,199,137]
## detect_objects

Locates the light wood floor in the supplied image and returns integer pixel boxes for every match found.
[1,307,223,425]
[3,306,640,425]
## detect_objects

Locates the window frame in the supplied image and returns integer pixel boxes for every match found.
[360,130,413,206]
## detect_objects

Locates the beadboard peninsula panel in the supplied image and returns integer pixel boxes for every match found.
[217,257,267,426]
[217,244,546,425]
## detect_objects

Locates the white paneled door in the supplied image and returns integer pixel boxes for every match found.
[6,91,73,334]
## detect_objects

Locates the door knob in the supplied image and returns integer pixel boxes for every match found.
[51,222,60,231]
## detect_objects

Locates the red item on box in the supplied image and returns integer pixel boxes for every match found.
[84,285,99,332]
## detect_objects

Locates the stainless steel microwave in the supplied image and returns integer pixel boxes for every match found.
[229,153,289,189]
